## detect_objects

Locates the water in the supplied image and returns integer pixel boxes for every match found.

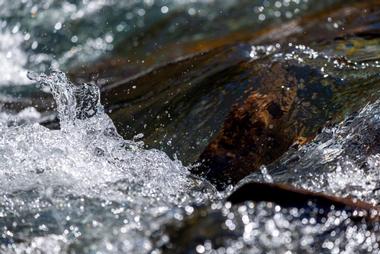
[0,71,217,253]
[1,0,380,253]
[0,29,33,85]
[0,0,342,86]
[0,71,379,253]
[162,202,380,253]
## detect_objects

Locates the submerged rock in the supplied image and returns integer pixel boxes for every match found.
[89,0,378,171]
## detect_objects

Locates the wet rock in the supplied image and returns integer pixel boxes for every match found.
[194,0,380,188]
[195,61,304,187]
[243,98,380,204]
[90,0,378,169]
[101,44,254,164]
[228,182,380,215]
[100,34,380,178]
[196,52,380,188]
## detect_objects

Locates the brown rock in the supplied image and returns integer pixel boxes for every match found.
[193,0,380,189]
[195,60,346,188]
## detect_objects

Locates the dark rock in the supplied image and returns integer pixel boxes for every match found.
[243,98,380,204]
[194,0,380,189]
[228,182,380,215]
[101,44,254,164]
[97,0,378,166]
[196,53,380,188]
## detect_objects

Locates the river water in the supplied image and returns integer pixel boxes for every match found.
[1,0,380,253]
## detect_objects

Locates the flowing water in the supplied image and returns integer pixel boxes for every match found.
[0,0,342,86]
[1,71,379,254]
[0,71,217,253]
[162,201,380,253]
[1,0,380,253]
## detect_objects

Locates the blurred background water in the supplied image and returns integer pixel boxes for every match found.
[0,0,342,86]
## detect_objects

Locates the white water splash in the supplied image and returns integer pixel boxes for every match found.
[259,166,273,183]
[0,71,215,201]
[0,71,216,253]
[0,106,42,126]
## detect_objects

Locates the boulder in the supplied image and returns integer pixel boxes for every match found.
[195,1,380,188]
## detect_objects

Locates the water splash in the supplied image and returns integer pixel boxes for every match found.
[0,71,216,253]
[27,71,103,131]
[259,166,273,183]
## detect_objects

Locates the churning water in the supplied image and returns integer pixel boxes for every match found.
[0,71,217,253]
[1,0,380,253]
[0,71,379,253]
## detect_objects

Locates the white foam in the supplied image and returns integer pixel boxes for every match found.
[0,71,216,253]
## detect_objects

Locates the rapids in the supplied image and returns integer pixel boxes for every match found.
[0,71,217,253]
[1,0,380,253]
